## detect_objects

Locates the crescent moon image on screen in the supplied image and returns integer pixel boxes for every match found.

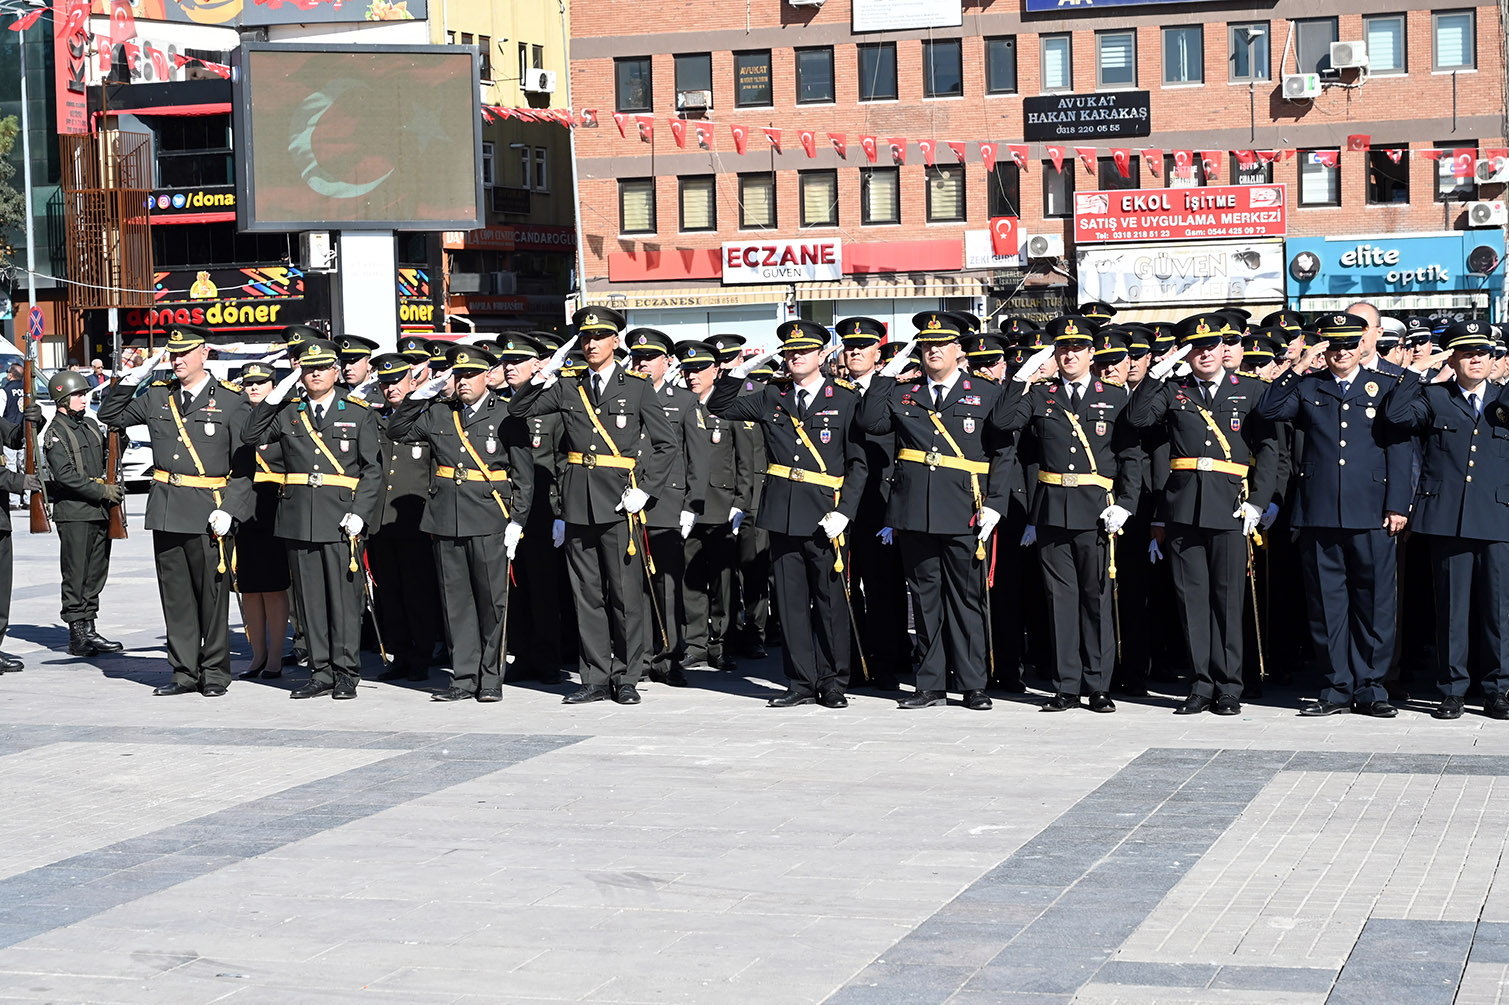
[287,78,394,200]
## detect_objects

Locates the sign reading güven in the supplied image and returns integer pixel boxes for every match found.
[1022,91,1150,141]
[1074,185,1288,244]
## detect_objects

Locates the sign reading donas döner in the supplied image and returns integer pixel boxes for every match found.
[721,239,842,284]
[1074,185,1287,244]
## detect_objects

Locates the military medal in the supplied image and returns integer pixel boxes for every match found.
[963,418,976,434]
[339,439,351,452]
[531,436,541,448]
[712,429,722,443]
[1365,381,1379,398]
[1096,421,1106,436]
[203,422,216,436]
[1366,407,1376,419]
[1231,418,1241,431]
[820,429,832,443]
[486,437,497,452]
[412,445,423,459]
[616,415,627,428]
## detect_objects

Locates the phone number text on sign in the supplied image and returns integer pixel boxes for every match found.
[1073,184,1287,244]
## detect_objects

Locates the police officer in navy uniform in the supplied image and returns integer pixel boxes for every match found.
[708,321,868,707]
[1257,313,1413,717]
[99,324,255,696]
[508,307,676,705]
[1384,320,1509,720]
[244,338,383,700]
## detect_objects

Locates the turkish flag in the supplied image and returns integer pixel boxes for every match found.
[634,115,654,143]
[1172,149,1193,178]
[945,140,966,162]
[980,141,998,171]
[8,7,44,30]
[918,138,936,166]
[1007,144,1029,169]
[887,137,906,164]
[1418,148,1445,161]
[1234,150,1257,168]
[1075,147,1096,173]
[1256,149,1280,164]
[799,130,816,157]
[1282,149,1297,161]
[829,133,846,158]
[1047,145,1065,171]
[694,122,713,149]
[1453,147,1476,177]
[145,42,167,80]
[1141,148,1162,176]
[669,120,687,148]
[762,127,781,152]
[1313,150,1339,168]
[612,113,628,138]
[1385,148,1405,164]
[989,216,1019,257]
[860,135,878,163]
[1200,150,1222,179]
[578,109,599,128]
[110,0,136,46]
[1347,134,1371,152]
[730,124,749,155]
[1481,147,1509,175]
[1111,148,1130,178]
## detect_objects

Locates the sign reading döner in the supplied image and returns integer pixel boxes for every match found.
[1074,184,1287,244]
[721,239,842,284]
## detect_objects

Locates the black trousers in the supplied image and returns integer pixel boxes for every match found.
[1037,526,1113,696]
[646,527,685,667]
[901,531,989,693]
[434,533,510,692]
[286,540,365,686]
[683,523,735,666]
[1393,532,1435,686]
[1300,527,1396,706]
[1113,517,1154,689]
[0,530,12,646]
[565,520,649,688]
[1168,525,1246,700]
[769,529,850,695]
[153,530,232,688]
[509,521,564,677]
[851,523,910,681]
[1429,535,1509,700]
[58,519,111,624]
[737,526,772,642]
[368,529,439,672]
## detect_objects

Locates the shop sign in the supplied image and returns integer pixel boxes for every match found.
[123,264,309,334]
[1286,233,1507,295]
[963,229,1027,270]
[1074,184,1287,243]
[146,186,237,220]
[1077,240,1284,307]
[721,239,842,284]
[1023,91,1150,141]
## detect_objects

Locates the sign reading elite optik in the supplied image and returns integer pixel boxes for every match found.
[721,239,843,284]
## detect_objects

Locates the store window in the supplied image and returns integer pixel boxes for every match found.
[1165,153,1207,187]
[1098,156,1140,190]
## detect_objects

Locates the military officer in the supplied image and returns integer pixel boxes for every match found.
[709,321,869,707]
[43,370,125,657]
[1114,324,1163,696]
[339,335,380,401]
[244,338,382,699]
[232,361,291,680]
[508,307,675,705]
[98,324,254,696]
[1080,302,1118,325]
[398,334,433,367]
[732,359,775,661]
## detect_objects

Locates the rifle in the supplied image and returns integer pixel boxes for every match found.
[22,344,50,534]
[105,318,127,539]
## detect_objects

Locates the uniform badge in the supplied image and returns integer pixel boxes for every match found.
[412,445,424,459]
[963,418,976,434]
[1231,418,1241,431]
[712,429,722,444]
[486,438,497,453]
[339,439,351,452]
[203,422,216,436]
[820,429,832,443]
[1365,381,1379,398]
[1096,421,1107,436]
[825,386,833,397]
[616,415,627,428]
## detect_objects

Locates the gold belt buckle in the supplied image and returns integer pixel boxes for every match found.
[168,472,184,486]
[308,472,324,487]
[1196,457,1214,472]
[1061,473,1079,487]
[788,467,806,483]
[454,465,467,483]
[582,453,597,468]
[924,450,944,467]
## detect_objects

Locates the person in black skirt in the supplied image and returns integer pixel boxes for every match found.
[235,362,292,678]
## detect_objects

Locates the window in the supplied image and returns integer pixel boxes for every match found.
[1163,26,1203,84]
[924,39,963,98]
[1098,156,1141,190]
[1295,18,1338,75]
[152,114,232,188]
[1043,160,1074,216]
[1435,141,1476,201]
[1433,10,1475,70]
[926,166,965,222]
[739,173,776,229]
[532,45,543,70]
[861,168,900,224]
[1364,15,1406,73]
[619,178,656,234]
[1041,34,1072,92]
[1165,153,1207,187]
[1235,158,1272,185]
[1097,30,1136,89]
[518,42,528,82]
[478,36,491,79]
[988,163,1021,217]
[800,170,838,227]
[1367,148,1410,204]
[734,50,772,107]
[1229,22,1270,81]
[615,57,652,112]
[679,176,716,231]
[985,37,1017,94]
[480,141,495,187]
[1299,150,1340,206]
[796,47,835,103]
[675,52,713,102]
[152,222,291,269]
[460,32,472,47]
[858,42,898,101]
[533,148,549,192]
[518,147,532,189]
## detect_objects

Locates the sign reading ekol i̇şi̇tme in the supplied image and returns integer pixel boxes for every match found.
[1022,91,1151,141]
[1074,185,1288,244]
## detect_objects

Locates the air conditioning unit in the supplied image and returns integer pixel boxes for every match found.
[1467,201,1508,227]
[449,272,486,294]
[1282,73,1321,100]
[489,271,517,295]
[1329,40,1368,69]
[299,231,333,271]
[1026,234,1065,258]
[676,89,712,113]
[522,69,555,94]
[1475,157,1509,185]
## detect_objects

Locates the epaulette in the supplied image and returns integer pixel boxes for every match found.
[289,396,305,405]
[1102,378,1125,388]
[1235,370,1272,384]
[345,395,370,408]
[1031,376,1055,384]
[150,379,171,387]
[770,374,794,385]
[221,381,242,392]
[560,365,587,378]
[832,377,856,391]
[624,370,648,380]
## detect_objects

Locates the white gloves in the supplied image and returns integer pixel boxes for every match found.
[1020,524,1037,547]
[119,348,167,386]
[207,509,232,537]
[339,512,364,536]
[877,526,894,546]
[504,520,524,560]
[679,510,696,539]
[552,518,565,548]
[879,338,919,378]
[618,486,649,514]
[730,349,777,380]
[977,506,1001,544]
[818,511,849,540]
[266,366,303,405]
[533,336,578,386]
[1260,502,1280,530]
[1149,538,1164,563]
[1235,502,1262,537]
[729,507,745,535]
[1100,504,1131,535]
[1012,346,1055,385]
[1148,344,1193,382]
[410,370,451,400]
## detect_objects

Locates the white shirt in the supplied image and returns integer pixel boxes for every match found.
[926,367,963,405]
[586,361,616,397]
[1060,374,1091,400]
[178,372,212,402]
[850,371,875,395]
[468,389,490,419]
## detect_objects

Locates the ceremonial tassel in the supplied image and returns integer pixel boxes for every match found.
[348,534,359,573]
[833,533,845,573]
[216,536,227,575]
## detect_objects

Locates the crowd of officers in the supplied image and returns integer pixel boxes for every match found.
[11,301,1509,722]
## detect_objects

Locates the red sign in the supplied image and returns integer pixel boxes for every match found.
[1073,184,1288,244]
[53,0,90,134]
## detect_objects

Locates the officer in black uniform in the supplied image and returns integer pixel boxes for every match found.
[389,345,532,701]
[708,321,868,707]
[1113,325,1162,696]
[244,338,382,700]
[98,324,254,695]
[339,335,381,403]
[44,370,125,657]
[508,307,676,705]
[712,335,772,658]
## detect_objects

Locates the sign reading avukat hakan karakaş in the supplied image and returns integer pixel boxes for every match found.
[1074,184,1288,244]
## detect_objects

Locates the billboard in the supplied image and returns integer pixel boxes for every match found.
[1077,240,1285,307]
[233,44,482,232]
[1074,185,1287,244]
[1025,0,1200,9]
[89,0,423,28]
[852,0,960,31]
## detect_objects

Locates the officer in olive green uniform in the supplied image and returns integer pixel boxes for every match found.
[98,324,254,696]
[339,334,381,404]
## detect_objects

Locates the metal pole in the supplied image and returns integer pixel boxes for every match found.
[558,0,589,320]
[18,26,38,325]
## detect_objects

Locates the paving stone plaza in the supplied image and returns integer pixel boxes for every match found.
[1,502,1506,1004]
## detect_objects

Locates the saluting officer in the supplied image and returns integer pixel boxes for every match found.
[244,338,383,700]
[709,321,868,708]
[43,370,125,657]
[714,335,773,659]
[339,335,381,402]
[98,324,254,696]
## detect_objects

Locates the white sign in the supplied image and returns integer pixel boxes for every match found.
[721,239,842,285]
[852,0,961,32]
[1076,240,1284,307]
[964,229,1027,271]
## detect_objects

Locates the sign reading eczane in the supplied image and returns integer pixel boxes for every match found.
[1074,185,1288,244]
[1022,91,1150,141]
[721,239,842,284]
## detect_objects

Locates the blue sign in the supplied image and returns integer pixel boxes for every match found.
[1025,0,1199,9]
[1286,232,1504,298]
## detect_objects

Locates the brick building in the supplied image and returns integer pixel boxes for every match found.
[567,0,1507,343]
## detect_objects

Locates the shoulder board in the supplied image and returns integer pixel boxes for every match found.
[624,370,648,380]
[975,374,1001,385]
[221,381,242,392]
[150,379,171,387]
[560,366,587,378]
[1030,377,1055,384]
[1102,378,1125,388]
[832,378,856,391]
[770,375,794,385]
[345,395,370,408]
[289,396,305,405]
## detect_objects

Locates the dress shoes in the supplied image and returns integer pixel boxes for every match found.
[898,690,948,709]
[1433,696,1465,720]
[432,686,474,702]
[1213,695,1241,716]
[563,685,611,704]
[1087,691,1116,713]
[744,642,768,660]
[651,667,690,687]
[290,682,334,699]
[1174,696,1212,715]
[613,683,642,704]
[768,690,816,707]
[1040,693,1081,712]
[1300,700,1349,716]
[201,684,228,697]
[153,682,198,696]
[0,652,22,672]
[332,679,358,700]
[817,689,848,708]
[377,664,411,682]
[1354,700,1398,718]
[83,621,123,653]
[962,689,992,711]
[477,687,502,703]
[1486,695,1509,720]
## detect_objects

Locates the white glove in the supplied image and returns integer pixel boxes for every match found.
[879,338,919,378]
[552,518,565,548]
[679,510,696,539]
[618,486,649,514]
[728,507,745,534]
[339,512,364,537]
[118,348,167,386]
[818,511,849,540]
[410,370,451,400]
[533,335,578,386]
[977,506,1001,544]
[730,349,777,380]
[1173,361,1192,377]
[207,509,232,537]
[1148,344,1193,381]
[266,366,303,405]
[1020,524,1037,547]
[1235,502,1262,537]
[1099,504,1131,535]
[877,526,894,546]
[1259,501,1280,530]
[1012,346,1055,385]
[1149,538,1164,563]
[350,374,379,403]
[504,520,524,560]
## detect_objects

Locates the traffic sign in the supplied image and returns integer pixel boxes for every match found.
[26,307,43,343]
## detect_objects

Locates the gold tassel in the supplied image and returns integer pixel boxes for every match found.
[833,532,845,573]
[348,534,359,573]
[216,536,226,575]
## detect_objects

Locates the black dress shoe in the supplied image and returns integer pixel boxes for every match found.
[563,685,611,704]
[1300,700,1349,717]
[1174,696,1212,715]
[0,652,24,672]
[83,621,124,653]
[153,682,197,696]
[613,683,642,705]
[290,682,334,699]
[662,668,690,687]
[201,684,228,697]
[282,649,308,667]
[1213,695,1241,716]
[258,668,283,680]
[746,642,768,659]
[1354,700,1398,718]
[1087,691,1116,713]
[332,680,358,700]
[1488,695,1509,720]
[477,687,502,703]
[1040,693,1080,712]
[432,686,474,702]
[237,659,268,680]
[1433,696,1465,720]
[377,665,411,682]
[817,689,848,708]
[962,689,992,711]
[768,690,816,707]
[898,690,948,709]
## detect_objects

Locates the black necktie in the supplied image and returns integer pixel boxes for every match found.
[1471,392,1481,416]
[933,385,945,410]
[1067,384,1080,411]
[1338,380,1350,398]
[181,390,192,413]
[797,389,810,416]
[313,403,325,426]
[1200,381,1213,407]
[592,373,603,404]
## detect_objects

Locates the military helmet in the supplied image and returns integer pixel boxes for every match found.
[49,370,92,404]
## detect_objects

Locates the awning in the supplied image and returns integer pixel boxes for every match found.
[795,275,987,301]
[581,287,787,309]
[1298,292,1490,312]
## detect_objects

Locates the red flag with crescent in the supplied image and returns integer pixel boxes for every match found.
[762,127,781,152]
[799,130,816,157]
[634,115,654,143]
[1453,148,1476,177]
[945,140,966,162]
[829,133,846,158]
[1046,145,1065,172]
[694,122,713,149]
[578,109,598,128]
[1312,150,1339,168]
[887,137,906,164]
[990,216,1018,257]
[730,123,748,154]
[669,119,687,148]
[1385,148,1405,164]
[1007,144,1028,169]
[980,141,998,171]
[1075,147,1096,173]
[612,112,628,138]
[1200,150,1221,179]
[1347,134,1371,151]
[1142,148,1162,176]
[1111,148,1130,178]
[9,7,44,30]
[918,138,936,166]
[860,135,878,163]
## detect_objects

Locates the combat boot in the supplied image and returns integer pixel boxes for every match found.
[83,620,123,653]
[67,622,99,657]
